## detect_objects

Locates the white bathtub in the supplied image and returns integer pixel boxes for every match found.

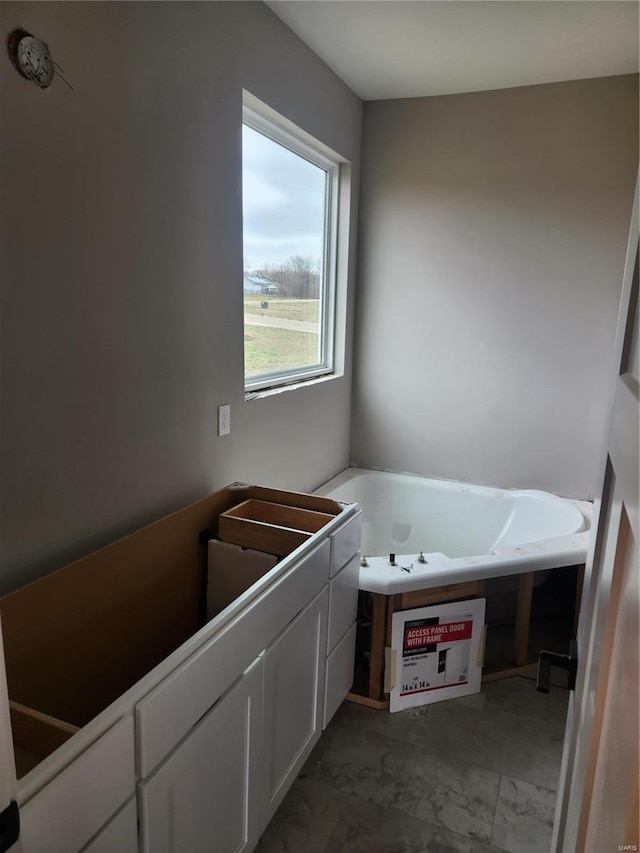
[316,468,592,595]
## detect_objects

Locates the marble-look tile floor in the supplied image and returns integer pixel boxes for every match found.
[256,675,569,853]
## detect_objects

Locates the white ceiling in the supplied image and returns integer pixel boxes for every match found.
[266,1,639,100]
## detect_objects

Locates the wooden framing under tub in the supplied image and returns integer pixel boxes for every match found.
[347,567,585,710]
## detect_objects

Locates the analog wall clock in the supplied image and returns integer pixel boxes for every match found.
[8,29,54,88]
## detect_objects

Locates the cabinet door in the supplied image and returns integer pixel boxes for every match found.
[139,658,262,853]
[261,587,328,824]
[80,798,138,853]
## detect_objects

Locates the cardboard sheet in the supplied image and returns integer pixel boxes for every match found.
[207,540,278,621]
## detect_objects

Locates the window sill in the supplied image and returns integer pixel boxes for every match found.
[244,371,341,401]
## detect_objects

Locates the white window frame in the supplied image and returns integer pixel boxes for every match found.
[242,91,343,395]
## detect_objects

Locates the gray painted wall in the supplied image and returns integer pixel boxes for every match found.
[0,2,362,592]
[351,75,638,499]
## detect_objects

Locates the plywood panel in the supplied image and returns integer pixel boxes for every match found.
[0,489,237,725]
[10,701,79,778]
[400,581,482,610]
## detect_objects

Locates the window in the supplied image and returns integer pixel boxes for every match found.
[242,92,344,393]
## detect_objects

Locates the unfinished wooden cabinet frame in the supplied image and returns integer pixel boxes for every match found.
[219,499,334,556]
[10,702,79,780]
[348,568,585,709]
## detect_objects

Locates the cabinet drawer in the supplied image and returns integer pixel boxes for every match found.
[327,553,360,654]
[136,540,330,777]
[324,622,356,728]
[80,798,138,853]
[330,510,362,577]
[20,716,135,853]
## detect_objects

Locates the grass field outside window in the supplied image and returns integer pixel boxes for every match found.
[244,295,321,377]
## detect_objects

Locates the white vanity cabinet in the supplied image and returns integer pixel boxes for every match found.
[134,540,331,779]
[137,544,331,852]
[0,485,362,853]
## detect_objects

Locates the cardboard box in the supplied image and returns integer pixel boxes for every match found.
[389,598,486,712]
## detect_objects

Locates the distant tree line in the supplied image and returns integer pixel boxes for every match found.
[252,255,321,299]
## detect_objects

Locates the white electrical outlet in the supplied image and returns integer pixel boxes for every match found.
[218,404,231,436]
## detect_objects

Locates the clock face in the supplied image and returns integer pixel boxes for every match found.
[16,35,54,88]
